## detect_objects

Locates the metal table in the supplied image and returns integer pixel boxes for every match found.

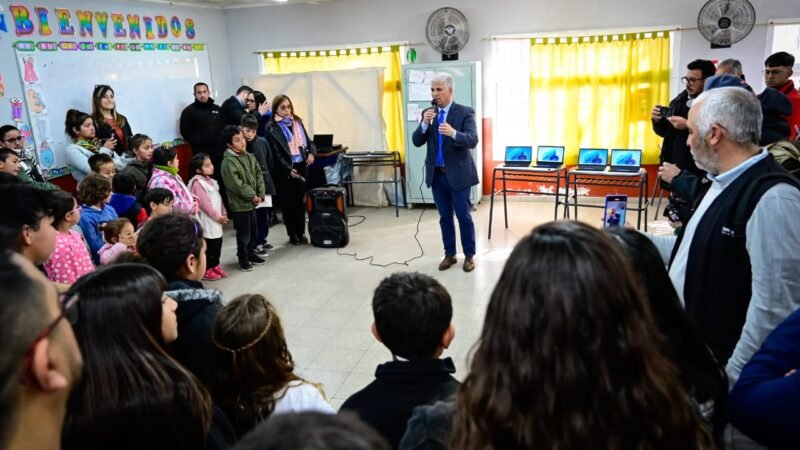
[564,168,649,230]
[341,151,406,217]
[488,165,566,239]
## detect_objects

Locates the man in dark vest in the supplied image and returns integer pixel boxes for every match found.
[648,87,800,388]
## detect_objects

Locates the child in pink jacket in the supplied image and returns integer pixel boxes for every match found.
[188,153,229,281]
[148,146,197,215]
[44,191,95,284]
[98,218,137,265]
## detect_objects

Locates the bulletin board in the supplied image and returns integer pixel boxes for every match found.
[13,44,212,179]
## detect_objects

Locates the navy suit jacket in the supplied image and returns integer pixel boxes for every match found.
[412,102,479,192]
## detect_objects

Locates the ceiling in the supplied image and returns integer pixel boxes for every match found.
[137,0,335,9]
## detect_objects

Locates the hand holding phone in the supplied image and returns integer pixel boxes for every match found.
[603,195,628,228]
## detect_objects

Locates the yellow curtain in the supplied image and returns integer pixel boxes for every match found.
[263,47,405,159]
[529,33,671,164]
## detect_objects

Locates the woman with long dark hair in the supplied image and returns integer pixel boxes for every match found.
[211,293,333,438]
[61,264,233,450]
[606,227,728,447]
[91,85,133,155]
[449,221,713,450]
[64,109,124,182]
[265,94,315,245]
[136,214,223,385]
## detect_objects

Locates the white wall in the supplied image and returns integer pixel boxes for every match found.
[224,0,800,114]
[679,25,771,93]
[0,0,231,127]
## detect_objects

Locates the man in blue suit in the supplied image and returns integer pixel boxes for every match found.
[412,73,479,272]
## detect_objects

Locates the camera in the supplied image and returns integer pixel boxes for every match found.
[658,106,672,118]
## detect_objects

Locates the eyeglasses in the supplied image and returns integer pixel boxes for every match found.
[66,206,81,216]
[19,291,80,384]
[3,136,24,143]
[763,69,787,76]
[681,76,706,85]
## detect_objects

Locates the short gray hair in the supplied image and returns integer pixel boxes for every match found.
[718,58,743,74]
[693,87,761,148]
[431,73,454,90]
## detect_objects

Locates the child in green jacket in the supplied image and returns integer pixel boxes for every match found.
[220,125,266,271]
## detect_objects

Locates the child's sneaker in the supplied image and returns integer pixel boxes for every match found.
[239,262,253,272]
[213,265,229,278]
[203,269,221,281]
[249,254,267,265]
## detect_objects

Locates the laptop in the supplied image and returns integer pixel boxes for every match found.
[610,149,642,173]
[504,146,533,167]
[535,145,565,168]
[577,148,609,171]
[313,134,342,151]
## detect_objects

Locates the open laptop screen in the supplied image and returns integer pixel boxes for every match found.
[505,146,533,162]
[537,146,564,163]
[611,149,642,167]
[578,148,608,165]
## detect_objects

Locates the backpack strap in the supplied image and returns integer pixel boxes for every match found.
[732,172,800,239]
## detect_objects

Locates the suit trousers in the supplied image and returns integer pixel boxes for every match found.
[230,210,257,266]
[431,169,475,257]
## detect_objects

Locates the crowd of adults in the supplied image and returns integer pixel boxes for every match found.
[1,51,800,450]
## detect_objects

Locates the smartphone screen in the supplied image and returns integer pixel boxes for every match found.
[659,106,672,118]
[603,195,628,228]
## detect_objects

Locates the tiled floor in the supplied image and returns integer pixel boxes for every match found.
[213,197,668,410]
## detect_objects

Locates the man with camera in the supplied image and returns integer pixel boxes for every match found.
[651,59,716,225]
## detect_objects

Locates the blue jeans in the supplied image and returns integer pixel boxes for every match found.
[431,170,475,257]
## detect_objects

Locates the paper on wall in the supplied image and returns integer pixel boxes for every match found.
[408,70,425,84]
[423,71,436,83]
[408,83,431,102]
[407,103,422,122]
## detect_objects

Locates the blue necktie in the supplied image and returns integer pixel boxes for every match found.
[436,109,445,167]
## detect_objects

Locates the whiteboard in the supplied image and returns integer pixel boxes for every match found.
[244,67,386,151]
[14,46,212,178]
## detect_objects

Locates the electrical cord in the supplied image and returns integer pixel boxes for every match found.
[333,160,429,267]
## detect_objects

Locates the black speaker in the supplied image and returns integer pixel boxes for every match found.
[307,187,349,248]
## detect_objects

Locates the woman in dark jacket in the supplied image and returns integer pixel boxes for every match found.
[265,94,316,245]
[136,213,223,386]
[91,85,133,156]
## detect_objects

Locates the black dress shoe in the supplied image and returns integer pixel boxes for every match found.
[289,236,300,245]
[298,235,309,245]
